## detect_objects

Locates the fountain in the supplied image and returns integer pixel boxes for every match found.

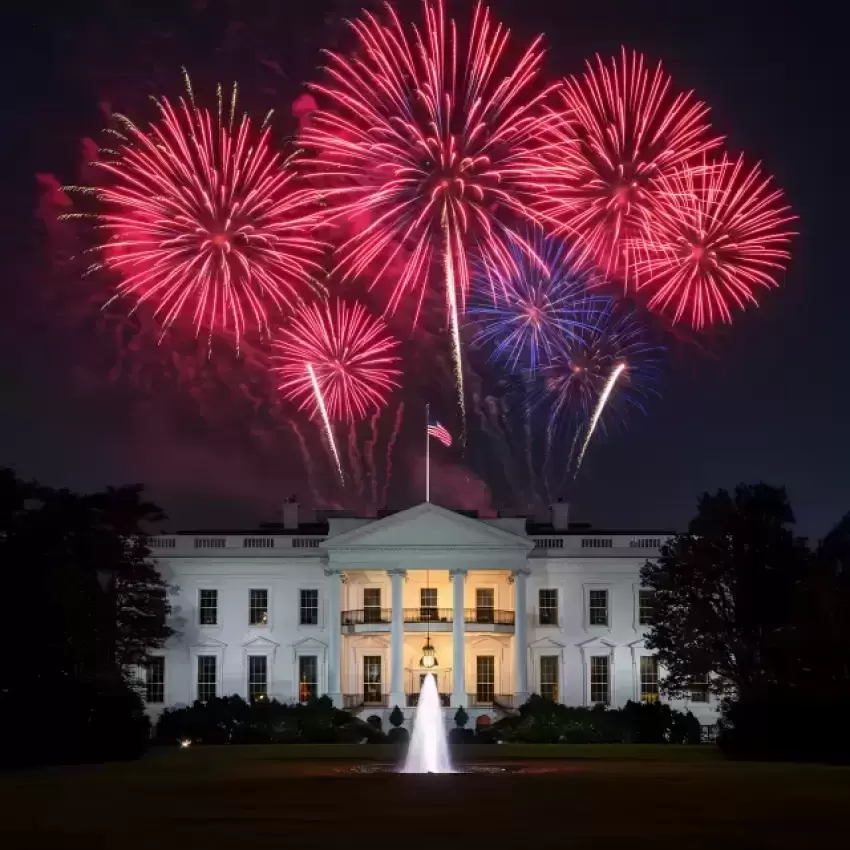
[402,673,453,773]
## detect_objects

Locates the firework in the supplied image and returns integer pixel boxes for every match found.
[300,0,559,417]
[307,363,344,484]
[68,72,324,352]
[573,362,626,474]
[546,49,721,287]
[542,298,662,445]
[631,154,796,328]
[469,231,599,375]
[273,299,402,422]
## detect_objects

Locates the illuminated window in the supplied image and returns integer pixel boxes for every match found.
[538,589,558,626]
[640,656,660,702]
[638,590,655,626]
[248,656,268,701]
[363,588,382,623]
[540,655,559,702]
[476,588,495,623]
[589,589,609,626]
[145,656,165,704]
[476,655,495,703]
[197,655,217,702]
[364,656,383,703]
[199,589,218,625]
[298,655,317,701]
[420,587,438,621]
[590,656,609,704]
[249,589,268,625]
[300,589,319,625]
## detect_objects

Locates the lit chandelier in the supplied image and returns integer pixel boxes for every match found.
[419,566,438,668]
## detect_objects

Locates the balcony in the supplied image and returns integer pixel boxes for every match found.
[407,691,451,707]
[340,608,515,633]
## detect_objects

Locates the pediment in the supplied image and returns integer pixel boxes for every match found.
[323,502,533,552]
[291,636,328,651]
[626,638,646,650]
[529,636,566,649]
[576,636,617,650]
[348,635,391,649]
[191,636,227,649]
[242,635,280,649]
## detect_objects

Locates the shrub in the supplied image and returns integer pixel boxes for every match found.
[448,727,474,744]
[387,726,410,745]
[453,706,469,728]
[389,705,405,728]
[366,714,383,731]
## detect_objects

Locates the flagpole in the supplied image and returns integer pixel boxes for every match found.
[425,403,430,503]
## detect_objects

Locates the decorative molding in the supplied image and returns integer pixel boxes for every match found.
[507,568,530,585]
[448,568,468,578]
[323,568,347,582]
[386,568,408,578]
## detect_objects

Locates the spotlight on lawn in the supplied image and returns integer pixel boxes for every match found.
[179,738,192,749]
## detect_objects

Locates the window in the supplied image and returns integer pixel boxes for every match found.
[248,656,268,701]
[145,656,165,704]
[539,589,558,626]
[249,589,269,625]
[476,655,495,703]
[300,589,319,625]
[638,590,655,626]
[298,655,318,702]
[197,655,217,701]
[589,589,609,627]
[690,675,710,703]
[364,656,383,703]
[540,655,559,702]
[420,587,437,621]
[640,656,660,702]
[363,588,382,624]
[476,588,495,623]
[590,656,609,704]
[199,589,218,625]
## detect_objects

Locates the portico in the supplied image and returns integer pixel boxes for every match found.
[322,502,533,713]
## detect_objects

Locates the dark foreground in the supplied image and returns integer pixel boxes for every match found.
[3,746,849,848]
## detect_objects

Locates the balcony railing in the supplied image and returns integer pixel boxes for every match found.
[403,607,454,623]
[341,608,392,626]
[407,691,451,707]
[468,693,516,709]
[464,608,515,626]
[343,693,388,708]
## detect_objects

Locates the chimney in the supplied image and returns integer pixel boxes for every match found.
[550,498,569,531]
[282,495,299,529]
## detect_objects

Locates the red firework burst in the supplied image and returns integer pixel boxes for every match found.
[272,300,402,422]
[546,49,722,287]
[629,154,796,328]
[299,0,558,411]
[73,75,325,352]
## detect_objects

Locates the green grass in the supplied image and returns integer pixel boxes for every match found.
[3,746,849,849]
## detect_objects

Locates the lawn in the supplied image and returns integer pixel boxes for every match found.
[3,745,849,848]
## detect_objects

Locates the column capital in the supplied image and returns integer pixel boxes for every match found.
[508,568,530,584]
[323,568,346,583]
[386,568,407,578]
[448,568,467,578]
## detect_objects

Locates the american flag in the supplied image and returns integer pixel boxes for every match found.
[427,414,452,447]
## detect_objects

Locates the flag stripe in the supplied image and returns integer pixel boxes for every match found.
[427,422,452,447]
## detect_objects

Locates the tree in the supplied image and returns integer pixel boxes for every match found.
[640,483,809,699]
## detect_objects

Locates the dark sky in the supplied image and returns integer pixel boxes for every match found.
[2,1,845,535]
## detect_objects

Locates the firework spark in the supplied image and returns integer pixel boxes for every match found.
[546,49,721,287]
[469,231,599,374]
[300,0,559,417]
[68,72,324,352]
[542,298,662,448]
[573,361,626,474]
[273,299,402,422]
[631,154,796,328]
[307,363,344,484]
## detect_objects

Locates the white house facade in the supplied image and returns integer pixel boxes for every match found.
[143,501,720,727]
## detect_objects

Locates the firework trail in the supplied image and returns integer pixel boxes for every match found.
[348,421,365,495]
[631,154,796,328]
[545,49,721,288]
[365,410,381,507]
[469,230,597,374]
[273,299,401,422]
[65,71,324,354]
[380,401,405,508]
[307,363,344,484]
[300,1,560,419]
[573,361,626,474]
[289,419,323,506]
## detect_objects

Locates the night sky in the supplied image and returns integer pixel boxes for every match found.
[2,0,845,535]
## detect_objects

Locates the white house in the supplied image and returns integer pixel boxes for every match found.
[143,501,719,727]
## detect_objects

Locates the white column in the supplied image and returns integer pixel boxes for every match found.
[450,569,467,707]
[512,569,529,705]
[389,569,406,709]
[324,568,343,706]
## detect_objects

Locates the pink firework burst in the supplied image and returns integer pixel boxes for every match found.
[272,299,402,422]
[299,0,559,414]
[72,74,325,352]
[629,153,796,328]
[546,48,722,288]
